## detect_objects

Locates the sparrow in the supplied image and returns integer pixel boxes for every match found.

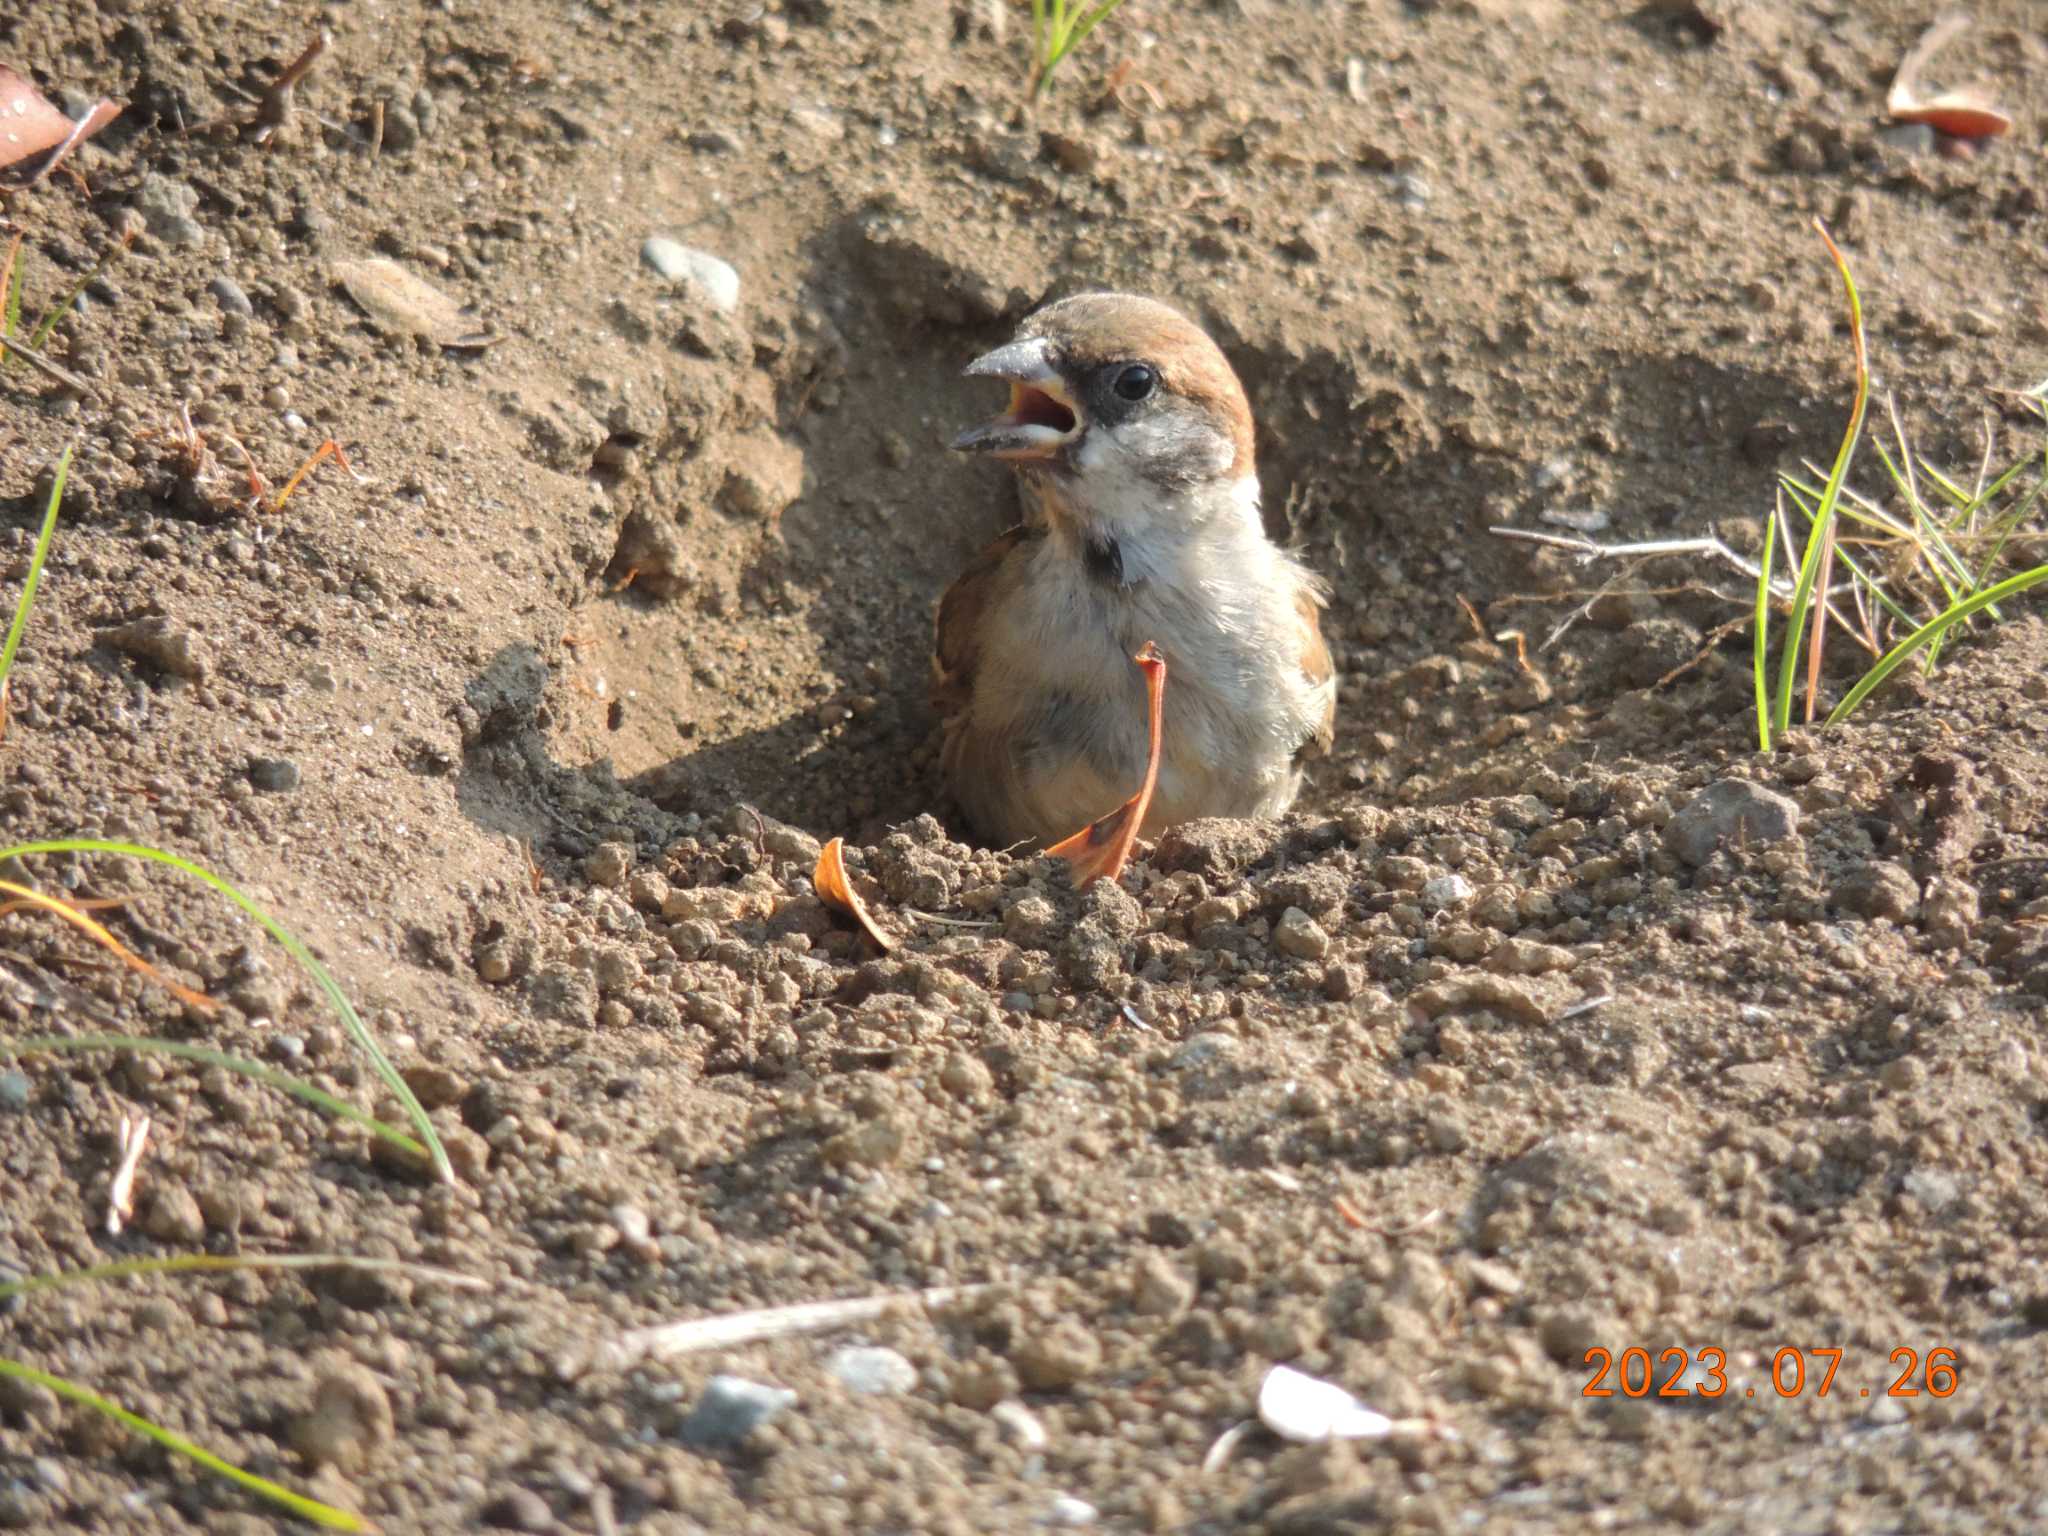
[933,292,1336,852]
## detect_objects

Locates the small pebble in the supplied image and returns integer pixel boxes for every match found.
[677,1375,795,1447]
[0,1072,29,1113]
[1421,874,1473,911]
[483,1487,554,1531]
[1665,779,1801,867]
[100,616,211,681]
[827,1345,918,1397]
[1390,173,1431,208]
[289,1362,395,1473]
[584,841,633,888]
[990,1398,1048,1451]
[248,757,302,793]
[208,276,254,316]
[1274,907,1331,961]
[141,1182,206,1245]
[1047,1495,1098,1527]
[640,238,740,312]
[136,173,204,247]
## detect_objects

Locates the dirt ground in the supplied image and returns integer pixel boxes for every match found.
[3,0,2048,1531]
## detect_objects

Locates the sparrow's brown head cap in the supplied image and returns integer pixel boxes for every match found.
[1021,293,1254,475]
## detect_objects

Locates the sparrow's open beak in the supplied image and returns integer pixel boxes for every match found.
[951,337,1080,462]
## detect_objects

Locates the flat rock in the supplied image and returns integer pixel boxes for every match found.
[1664,779,1801,867]
[332,257,471,344]
[99,616,211,680]
[641,237,740,312]
[677,1375,795,1447]
[826,1345,918,1396]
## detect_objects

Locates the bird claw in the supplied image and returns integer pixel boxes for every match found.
[1046,642,1166,888]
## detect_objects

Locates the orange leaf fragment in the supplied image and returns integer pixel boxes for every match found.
[272,439,353,512]
[1045,642,1167,889]
[813,837,895,952]
[0,67,121,182]
[1886,13,2012,141]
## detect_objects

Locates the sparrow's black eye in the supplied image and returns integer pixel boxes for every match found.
[1113,363,1157,403]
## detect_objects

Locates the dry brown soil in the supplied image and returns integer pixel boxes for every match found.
[5,1,2048,1531]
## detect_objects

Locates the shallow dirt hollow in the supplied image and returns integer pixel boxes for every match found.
[4,0,2048,1531]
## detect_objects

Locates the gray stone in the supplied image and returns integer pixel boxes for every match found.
[583,842,633,888]
[100,615,212,680]
[1834,861,1919,923]
[208,276,254,315]
[1664,779,1801,867]
[677,1375,795,1447]
[990,1398,1047,1450]
[136,174,203,246]
[1274,907,1331,961]
[826,1345,918,1396]
[640,238,741,312]
[1421,873,1473,911]
[482,1488,552,1531]
[248,757,301,792]
[380,104,421,154]
[1390,172,1431,208]
[0,1072,28,1112]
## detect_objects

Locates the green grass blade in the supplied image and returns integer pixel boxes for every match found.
[5,1033,429,1163]
[1753,497,1777,751]
[1871,436,1968,602]
[1783,469,1913,544]
[1823,539,1920,636]
[1969,470,2047,590]
[1827,564,2048,724]
[0,1357,369,1530]
[0,1250,486,1307]
[1063,0,1130,55]
[1,442,71,691]
[1774,221,1868,735]
[0,839,451,1182]
[1,237,20,343]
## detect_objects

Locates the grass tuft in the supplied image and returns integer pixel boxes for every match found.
[1030,0,1130,97]
[1754,222,2048,747]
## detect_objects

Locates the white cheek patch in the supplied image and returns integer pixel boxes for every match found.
[1229,473,1262,528]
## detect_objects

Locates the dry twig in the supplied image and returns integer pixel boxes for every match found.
[562,1283,988,1379]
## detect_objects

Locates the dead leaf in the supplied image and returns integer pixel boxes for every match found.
[1887,13,2012,141]
[1046,642,1167,888]
[814,837,895,951]
[0,65,121,182]
[332,257,475,344]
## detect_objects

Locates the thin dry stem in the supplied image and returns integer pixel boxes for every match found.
[563,1284,989,1379]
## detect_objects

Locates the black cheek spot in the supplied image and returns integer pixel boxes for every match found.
[1083,534,1125,587]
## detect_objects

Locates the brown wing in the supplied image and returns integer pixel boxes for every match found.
[1294,587,1336,760]
[931,525,1031,718]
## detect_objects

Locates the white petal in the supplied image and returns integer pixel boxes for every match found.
[1256,1365,1394,1443]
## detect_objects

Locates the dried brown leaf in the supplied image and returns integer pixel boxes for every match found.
[814,837,895,951]
[1045,642,1166,888]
